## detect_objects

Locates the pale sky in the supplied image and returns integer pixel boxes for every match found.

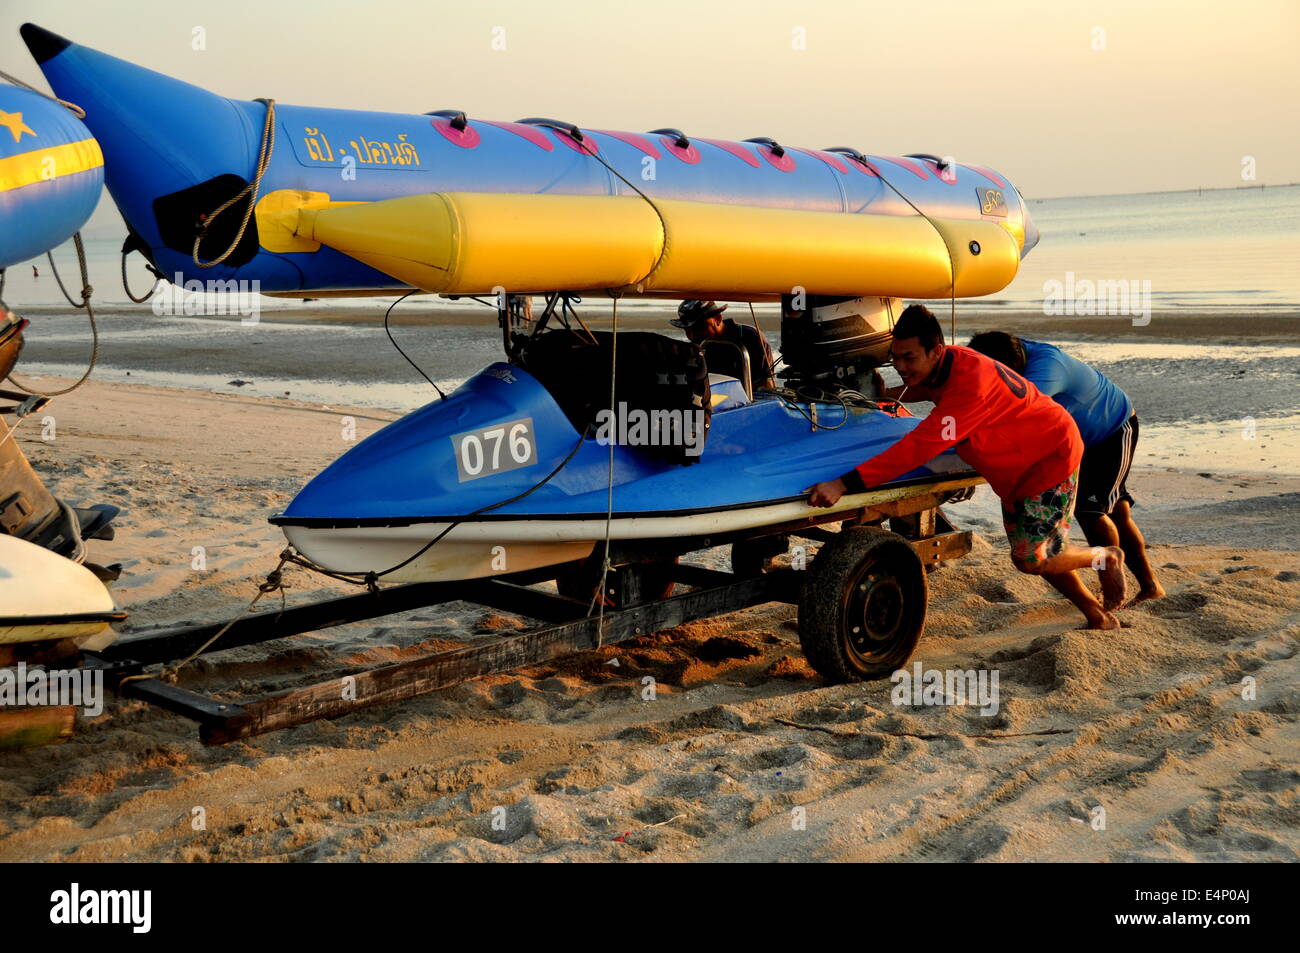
[4,0,1297,233]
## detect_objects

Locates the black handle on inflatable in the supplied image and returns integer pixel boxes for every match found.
[743,137,785,158]
[824,146,872,168]
[904,153,950,170]
[426,109,469,131]
[649,127,690,148]
[517,117,584,142]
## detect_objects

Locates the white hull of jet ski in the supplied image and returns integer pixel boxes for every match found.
[282,476,983,584]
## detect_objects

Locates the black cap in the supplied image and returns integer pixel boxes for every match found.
[671,299,727,329]
[20,24,72,65]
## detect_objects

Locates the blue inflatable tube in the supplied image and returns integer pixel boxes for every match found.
[0,82,103,270]
[22,23,1037,296]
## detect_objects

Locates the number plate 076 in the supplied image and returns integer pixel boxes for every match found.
[451,417,538,482]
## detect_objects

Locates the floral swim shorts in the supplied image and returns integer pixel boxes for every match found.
[1001,469,1079,566]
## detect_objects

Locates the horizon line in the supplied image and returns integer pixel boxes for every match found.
[1032,181,1299,202]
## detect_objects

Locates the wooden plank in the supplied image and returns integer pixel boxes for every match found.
[601,478,981,567]
[0,705,75,749]
[200,572,792,745]
[909,530,973,565]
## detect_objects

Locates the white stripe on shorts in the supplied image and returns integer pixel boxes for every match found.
[1106,416,1135,512]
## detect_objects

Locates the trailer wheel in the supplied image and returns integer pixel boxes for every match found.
[798,527,927,681]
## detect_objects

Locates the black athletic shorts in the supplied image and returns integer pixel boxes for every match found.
[1076,413,1138,517]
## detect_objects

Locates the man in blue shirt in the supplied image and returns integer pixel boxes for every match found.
[968,331,1164,606]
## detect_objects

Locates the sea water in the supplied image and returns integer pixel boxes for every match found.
[995,184,1300,312]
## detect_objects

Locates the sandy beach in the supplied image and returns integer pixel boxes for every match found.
[0,305,1296,862]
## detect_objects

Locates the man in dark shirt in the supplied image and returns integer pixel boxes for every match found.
[672,300,774,390]
[675,300,781,572]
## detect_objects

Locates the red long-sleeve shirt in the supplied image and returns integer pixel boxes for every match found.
[842,346,1083,503]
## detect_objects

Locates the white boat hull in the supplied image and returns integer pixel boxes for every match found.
[281,477,982,583]
[0,536,122,647]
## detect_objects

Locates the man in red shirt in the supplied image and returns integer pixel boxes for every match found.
[808,305,1126,629]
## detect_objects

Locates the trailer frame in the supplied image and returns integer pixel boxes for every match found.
[79,483,977,745]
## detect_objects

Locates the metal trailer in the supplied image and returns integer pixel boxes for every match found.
[74,481,977,745]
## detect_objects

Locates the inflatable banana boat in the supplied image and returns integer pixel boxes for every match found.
[0,81,102,270]
[22,23,1036,302]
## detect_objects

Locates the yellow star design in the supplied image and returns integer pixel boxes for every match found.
[0,110,37,143]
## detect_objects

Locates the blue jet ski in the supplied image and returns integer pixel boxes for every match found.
[271,305,981,584]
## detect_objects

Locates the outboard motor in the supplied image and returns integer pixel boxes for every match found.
[778,294,900,397]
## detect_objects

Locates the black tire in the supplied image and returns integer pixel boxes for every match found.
[798,526,927,681]
[731,534,789,577]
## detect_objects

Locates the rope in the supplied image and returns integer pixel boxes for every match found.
[121,249,160,303]
[567,132,667,630]
[191,98,276,269]
[46,245,86,307]
[0,410,31,454]
[769,384,851,430]
[563,295,599,345]
[384,292,447,399]
[6,233,99,397]
[571,136,671,288]
[868,161,959,341]
[119,553,291,687]
[0,67,85,117]
[590,297,620,640]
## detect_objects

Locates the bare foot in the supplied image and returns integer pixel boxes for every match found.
[1125,583,1166,608]
[1081,609,1121,630]
[1098,546,1127,611]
